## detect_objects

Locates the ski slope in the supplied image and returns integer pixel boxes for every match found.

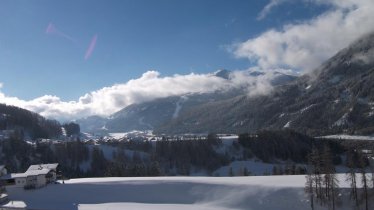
[2,175,365,210]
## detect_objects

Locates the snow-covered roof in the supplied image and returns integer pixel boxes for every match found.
[10,168,51,178]
[1,200,26,209]
[27,163,58,171]
[0,165,5,171]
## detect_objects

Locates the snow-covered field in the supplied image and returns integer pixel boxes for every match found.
[3,175,362,210]
[317,134,374,141]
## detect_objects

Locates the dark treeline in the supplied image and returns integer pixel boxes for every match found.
[1,134,34,172]
[103,148,161,177]
[103,139,152,153]
[153,134,229,175]
[238,130,314,163]
[238,130,347,165]
[0,136,89,177]
[0,104,61,139]
[100,134,229,177]
[0,134,229,178]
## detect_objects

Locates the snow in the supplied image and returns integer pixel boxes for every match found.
[101,125,108,130]
[107,130,154,141]
[79,202,227,210]
[3,175,361,210]
[283,121,291,128]
[61,127,67,137]
[28,163,58,171]
[368,101,374,116]
[317,134,374,141]
[173,96,188,118]
[305,85,311,90]
[300,104,315,113]
[1,200,26,209]
[333,112,349,126]
[9,169,50,178]
[219,135,238,146]
[108,133,126,139]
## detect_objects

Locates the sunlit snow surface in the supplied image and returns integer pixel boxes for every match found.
[317,134,374,141]
[4,175,360,210]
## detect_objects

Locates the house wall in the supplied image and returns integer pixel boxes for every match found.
[0,168,7,176]
[14,178,26,188]
[46,171,57,183]
[36,175,47,188]
[26,176,37,187]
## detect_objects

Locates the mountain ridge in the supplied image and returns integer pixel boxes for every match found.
[78,69,297,133]
[155,32,374,135]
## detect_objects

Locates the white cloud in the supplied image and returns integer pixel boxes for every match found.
[0,71,227,120]
[234,0,374,72]
[230,69,277,97]
[257,0,287,20]
[0,70,291,121]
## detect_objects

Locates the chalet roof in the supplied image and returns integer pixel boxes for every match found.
[27,163,58,171]
[10,169,51,178]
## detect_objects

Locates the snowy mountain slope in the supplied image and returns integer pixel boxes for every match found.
[156,32,374,135]
[75,115,108,134]
[78,69,297,133]
[4,175,363,210]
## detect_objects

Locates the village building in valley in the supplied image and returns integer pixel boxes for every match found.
[1,164,59,189]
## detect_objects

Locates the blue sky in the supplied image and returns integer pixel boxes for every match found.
[0,0,373,120]
[0,0,328,101]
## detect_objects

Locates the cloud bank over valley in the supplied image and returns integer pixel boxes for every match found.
[0,70,284,120]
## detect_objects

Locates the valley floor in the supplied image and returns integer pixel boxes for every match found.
[2,175,371,210]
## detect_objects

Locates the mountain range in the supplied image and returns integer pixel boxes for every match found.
[77,69,298,134]
[157,32,374,135]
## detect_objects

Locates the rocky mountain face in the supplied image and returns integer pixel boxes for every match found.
[156,33,374,135]
[78,69,297,133]
[105,91,241,132]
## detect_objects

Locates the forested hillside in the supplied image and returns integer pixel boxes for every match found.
[0,104,62,139]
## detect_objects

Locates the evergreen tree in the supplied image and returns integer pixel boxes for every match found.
[360,170,369,210]
[305,171,315,210]
[90,147,107,177]
[321,144,339,210]
[346,149,359,209]
[243,167,250,176]
[228,167,234,176]
[358,152,369,210]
